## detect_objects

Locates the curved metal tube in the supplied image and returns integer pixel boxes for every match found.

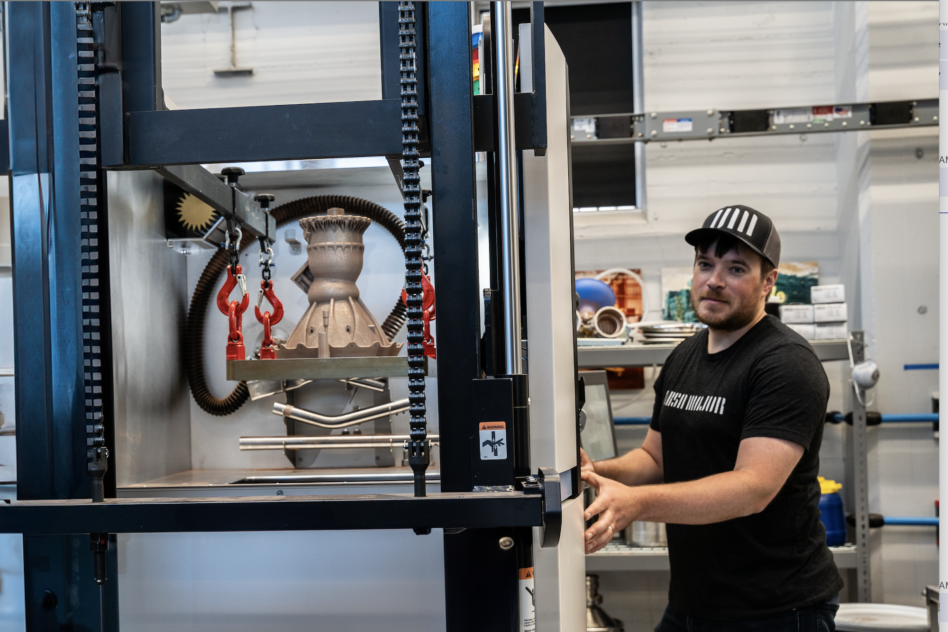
[272,398,409,429]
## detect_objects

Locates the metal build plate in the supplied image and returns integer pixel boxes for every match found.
[226,357,416,382]
[643,109,718,140]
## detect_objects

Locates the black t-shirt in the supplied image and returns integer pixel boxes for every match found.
[649,315,843,620]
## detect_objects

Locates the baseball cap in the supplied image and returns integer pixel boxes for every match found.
[685,205,781,268]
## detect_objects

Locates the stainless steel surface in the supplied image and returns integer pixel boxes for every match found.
[108,170,192,486]
[586,575,624,632]
[273,398,409,429]
[850,331,872,602]
[623,521,666,547]
[493,1,523,375]
[227,356,414,381]
[246,378,311,401]
[240,434,440,451]
[577,340,850,368]
[340,377,386,392]
[499,536,515,550]
[585,542,859,572]
[631,0,646,213]
[232,470,441,485]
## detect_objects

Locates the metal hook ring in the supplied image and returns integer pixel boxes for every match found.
[225,226,243,251]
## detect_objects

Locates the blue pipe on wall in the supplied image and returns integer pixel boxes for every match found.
[613,417,651,425]
[883,516,938,527]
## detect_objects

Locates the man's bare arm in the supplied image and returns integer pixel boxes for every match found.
[585,428,664,486]
[582,436,805,553]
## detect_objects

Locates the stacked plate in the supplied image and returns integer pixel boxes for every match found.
[636,322,706,344]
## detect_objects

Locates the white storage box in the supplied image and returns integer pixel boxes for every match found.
[779,304,814,324]
[815,322,848,340]
[810,284,846,304]
[785,324,815,340]
[814,303,847,323]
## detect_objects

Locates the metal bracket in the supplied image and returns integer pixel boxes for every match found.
[531,467,561,548]
[155,164,276,241]
[577,98,938,146]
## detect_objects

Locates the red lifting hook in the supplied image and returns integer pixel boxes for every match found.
[255,280,284,360]
[217,265,250,361]
[401,270,437,360]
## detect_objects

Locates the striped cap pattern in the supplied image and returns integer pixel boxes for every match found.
[685,204,781,268]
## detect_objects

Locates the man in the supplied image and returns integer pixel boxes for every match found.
[581,205,843,630]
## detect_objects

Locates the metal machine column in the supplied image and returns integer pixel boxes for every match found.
[427,4,521,631]
[7,2,118,629]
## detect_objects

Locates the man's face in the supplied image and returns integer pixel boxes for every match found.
[691,241,773,331]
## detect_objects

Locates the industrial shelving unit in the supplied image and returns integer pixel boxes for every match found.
[579,334,873,600]
[578,339,850,369]
[587,542,858,573]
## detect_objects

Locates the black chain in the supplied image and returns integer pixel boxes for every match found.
[399,2,429,500]
[259,238,273,283]
[224,224,241,275]
[77,1,110,585]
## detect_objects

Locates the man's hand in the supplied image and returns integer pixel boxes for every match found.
[580,448,596,476]
[581,470,642,554]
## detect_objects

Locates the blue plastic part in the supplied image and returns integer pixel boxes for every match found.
[883,516,938,526]
[613,417,652,425]
[575,278,617,316]
[819,492,847,547]
[881,413,939,423]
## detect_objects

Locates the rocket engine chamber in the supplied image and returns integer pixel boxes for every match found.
[276,208,403,359]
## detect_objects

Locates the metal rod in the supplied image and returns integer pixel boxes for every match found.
[941,9,948,587]
[272,399,409,429]
[240,434,440,450]
[493,1,523,375]
[631,1,647,212]
[338,377,387,392]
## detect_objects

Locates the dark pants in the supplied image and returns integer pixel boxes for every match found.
[654,596,839,632]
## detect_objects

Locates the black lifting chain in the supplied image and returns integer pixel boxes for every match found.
[399,2,430,504]
[76,1,110,585]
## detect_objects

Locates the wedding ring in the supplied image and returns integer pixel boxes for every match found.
[607,525,614,532]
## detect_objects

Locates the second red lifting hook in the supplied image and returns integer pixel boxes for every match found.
[217,264,250,361]
[255,280,284,360]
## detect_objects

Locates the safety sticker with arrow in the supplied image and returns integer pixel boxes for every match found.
[479,422,507,460]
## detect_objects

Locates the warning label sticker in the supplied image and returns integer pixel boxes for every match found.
[519,567,536,632]
[775,105,853,125]
[663,118,693,133]
[479,422,507,460]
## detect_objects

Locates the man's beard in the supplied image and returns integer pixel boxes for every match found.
[690,285,762,332]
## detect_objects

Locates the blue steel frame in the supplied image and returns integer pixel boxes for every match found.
[4,2,551,630]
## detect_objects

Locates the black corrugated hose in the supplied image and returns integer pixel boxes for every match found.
[185,195,407,417]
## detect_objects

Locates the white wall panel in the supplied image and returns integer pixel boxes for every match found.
[160,1,382,110]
